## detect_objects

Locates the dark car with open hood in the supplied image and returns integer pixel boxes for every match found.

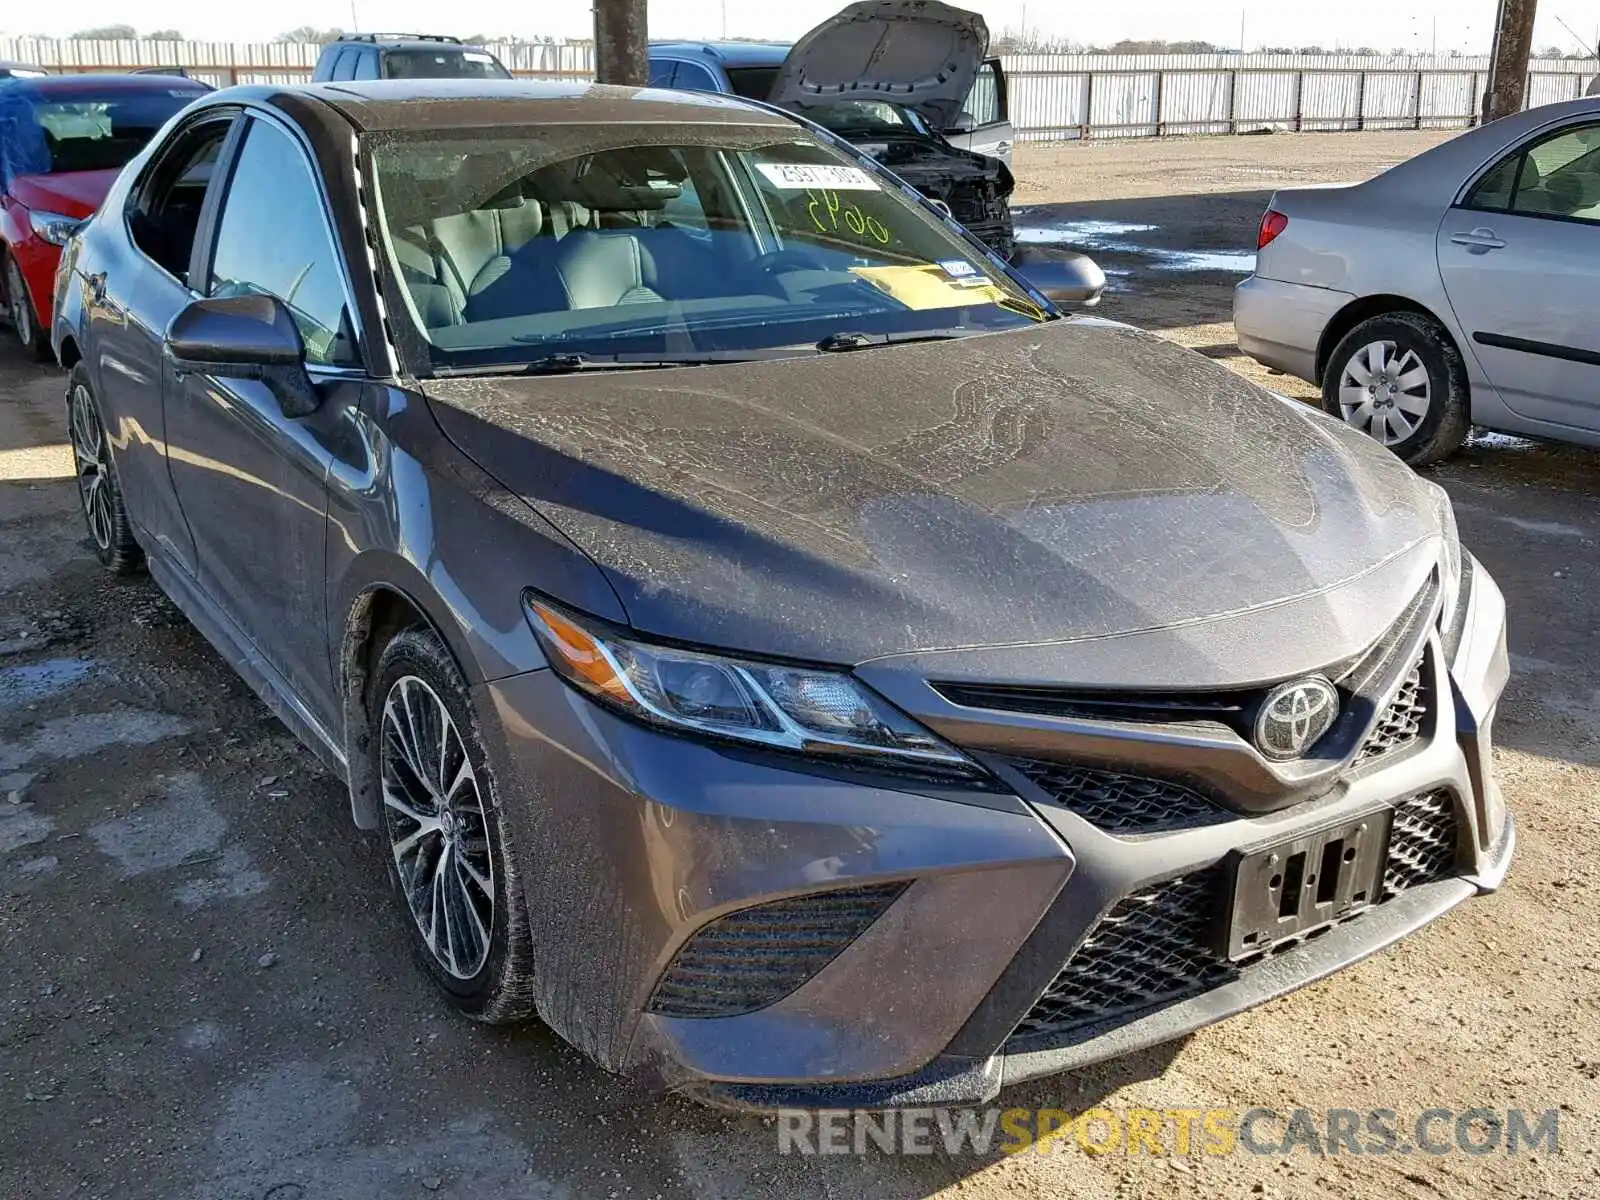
[51,77,1512,1109]
[652,1,1017,256]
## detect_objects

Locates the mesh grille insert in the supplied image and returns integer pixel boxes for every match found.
[1383,790,1460,898]
[647,882,909,1018]
[1008,791,1463,1046]
[1009,868,1235,1041]
[1009,761,1226,834]
[1357,656,1428,764]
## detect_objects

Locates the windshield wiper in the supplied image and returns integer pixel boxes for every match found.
[432,352,736,378]
[814,330,969,353]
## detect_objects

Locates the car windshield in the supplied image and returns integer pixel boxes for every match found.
[4,88,203,174]
[805,101,931,137]
[366,123,1045,375]
[384,50,511,80]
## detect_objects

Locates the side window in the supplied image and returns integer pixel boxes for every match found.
[127,118,234,285]
[1467,123,1600,223]
[965,62,1003,127]
[208,119,355,365]
[648,59,677,88]
[672,60,720,92]
[330,48,357,81]
[353,50,380,80]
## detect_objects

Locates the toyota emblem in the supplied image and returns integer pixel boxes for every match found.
[1255,677,1340,760]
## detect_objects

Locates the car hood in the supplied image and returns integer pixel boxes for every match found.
[769,0,988,129]
[8,169,119,220]
[422,320,1441,667]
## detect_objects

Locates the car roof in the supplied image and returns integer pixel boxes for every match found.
[332,38,484,52]
[649,42,792,67]
[0,72,210,96]
[264,78,794,132]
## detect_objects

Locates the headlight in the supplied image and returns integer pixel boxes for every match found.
[29,210,83,247]
[524,596,976,775]
[1426,482,1470,660]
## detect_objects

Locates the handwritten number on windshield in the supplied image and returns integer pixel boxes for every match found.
[805,189,891,245]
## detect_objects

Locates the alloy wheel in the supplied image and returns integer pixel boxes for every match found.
[380,675,496,980]
[5,258,34,348]
[69,383,114,552]
[1337,339,1432,446]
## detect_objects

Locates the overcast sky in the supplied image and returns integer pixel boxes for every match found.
[2,0,1596,57]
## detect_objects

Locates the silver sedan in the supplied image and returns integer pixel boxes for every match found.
[1235,96,1600,464]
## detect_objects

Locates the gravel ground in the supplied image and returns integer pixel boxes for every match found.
[2,131,1597,1199]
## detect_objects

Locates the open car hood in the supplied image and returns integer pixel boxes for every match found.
[769,0,989,129]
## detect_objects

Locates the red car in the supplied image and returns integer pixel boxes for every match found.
[2,74,208,357]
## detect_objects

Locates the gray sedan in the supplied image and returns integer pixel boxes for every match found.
[52,78,1510,1108]
[1236,96,1600,464]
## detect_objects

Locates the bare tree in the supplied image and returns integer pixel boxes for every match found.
[276,26,346,44]
[70,24,138,39]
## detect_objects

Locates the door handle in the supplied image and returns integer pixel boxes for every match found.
[1450,228,1506,251]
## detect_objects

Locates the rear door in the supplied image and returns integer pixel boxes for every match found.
[942,59,1013,167]
[96,109,239,574]
[1437,120,1600,432]
[163,112,363,727]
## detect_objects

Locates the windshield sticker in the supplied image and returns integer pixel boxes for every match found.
[805,189,892,245]
[757,162,879,191]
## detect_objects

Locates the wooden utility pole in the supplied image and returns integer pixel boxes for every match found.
[1483,0,1539,122]
[595,0,648,86]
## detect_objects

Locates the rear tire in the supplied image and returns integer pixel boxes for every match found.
[1321,312,1470,466]
[4,252,51,361]
[368,626,540,1024]
[66,363,144,574]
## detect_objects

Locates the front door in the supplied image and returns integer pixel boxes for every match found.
[163,113,364,729]
[1437,119,1600,433]
[943,59,1014,167]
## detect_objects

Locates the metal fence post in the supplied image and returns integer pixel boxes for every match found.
[1293,69,1304,131]
[1414,68,1424,129]
[1227,69,1238,135]
[1082,71,1094,140]
[1355,70,1367,131]
[1153,68,1164,137]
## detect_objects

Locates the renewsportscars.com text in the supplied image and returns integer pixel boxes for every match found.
[777,1106,1561,1158]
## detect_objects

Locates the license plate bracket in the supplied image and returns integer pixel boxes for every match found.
[1221,808,1392,960]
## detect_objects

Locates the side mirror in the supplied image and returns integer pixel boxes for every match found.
[947,112,977,132]
[164,293,320,417]
[1010,246,1107,308]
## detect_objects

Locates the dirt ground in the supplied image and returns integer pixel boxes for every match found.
[2,131,1598,1200]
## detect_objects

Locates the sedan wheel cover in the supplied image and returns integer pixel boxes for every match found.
[1338,340,1432,446]
[69,385,114,551]
[380,675,496,980]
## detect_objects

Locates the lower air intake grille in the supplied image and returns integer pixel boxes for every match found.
[1009,868,1236,1041]
[1008,791,1463,1046]
[1009,761,1225,834]
[1383,790,1460,898]
[647,882,909,1018]
[1357,657,1428,763]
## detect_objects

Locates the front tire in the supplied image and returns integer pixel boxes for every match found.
[4,252,50,361]
[368,627,540,1023]
[67,363,143,574]
[1322,312,1470,466]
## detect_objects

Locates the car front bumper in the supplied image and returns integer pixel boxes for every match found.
[1234,275,1356,384]
[474,563,1511,1107]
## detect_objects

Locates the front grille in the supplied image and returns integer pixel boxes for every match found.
[1007,791,1464,1046]
[647,882,909,1018]
[1357,656,1428,764]
[1383,790,1460,898]
[1008,760,1226,834]
[1009,868,1235,1041]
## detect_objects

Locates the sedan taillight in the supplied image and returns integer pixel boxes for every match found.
[1258,210,1289,250]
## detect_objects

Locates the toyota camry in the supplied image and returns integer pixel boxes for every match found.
[51,79,1512,1108]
